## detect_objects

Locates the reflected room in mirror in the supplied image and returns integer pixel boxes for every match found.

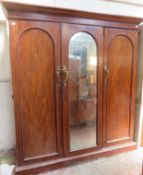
[68,32,98,151]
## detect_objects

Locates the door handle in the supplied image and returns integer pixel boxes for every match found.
[104,65,109,79]
[62,65,68,86]
[57,66,62,84]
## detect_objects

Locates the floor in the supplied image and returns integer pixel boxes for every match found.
[39,148,143,175]
[70,124,97,151]
[0,148,143,175]
[0,149,15,165]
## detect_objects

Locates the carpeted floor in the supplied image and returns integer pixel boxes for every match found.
[40,148,143,175]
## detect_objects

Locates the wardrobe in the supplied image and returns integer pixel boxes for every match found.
[2,1,142,175]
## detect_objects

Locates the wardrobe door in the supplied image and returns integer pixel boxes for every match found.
[104,28,138,146]
[9,20,62,164]
[62,24,104,155]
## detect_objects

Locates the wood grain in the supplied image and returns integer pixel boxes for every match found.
[9,20,63,164]
[1,1,142,30]
[19,29,57,158]
[4,2,139,174]
[104,28,138,146]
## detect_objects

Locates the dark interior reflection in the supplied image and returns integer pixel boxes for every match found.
[69,32,97,151]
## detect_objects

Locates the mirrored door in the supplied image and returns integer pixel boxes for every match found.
[62,24,104,154]
[68,32,97,151]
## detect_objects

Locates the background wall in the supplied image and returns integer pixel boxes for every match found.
[0,0,143,151]
[0,22,16,150]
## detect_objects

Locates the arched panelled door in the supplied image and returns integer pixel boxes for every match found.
[62,24,104,155]
[10,21,63,165]
[103,28,138,147]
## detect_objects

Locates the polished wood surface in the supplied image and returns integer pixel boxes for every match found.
[16,142,137,175]
[2,2,140,174]
[9,20,62,164]
[104,28,138,146]
[2,1,143,24]
[19,28,57,158]
[62,24,104,155]
[1,1,142,29]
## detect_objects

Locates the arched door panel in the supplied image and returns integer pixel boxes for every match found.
[9,21,62,164]
[104,28,138,146]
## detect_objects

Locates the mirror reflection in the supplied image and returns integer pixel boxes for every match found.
[69,32,98,151]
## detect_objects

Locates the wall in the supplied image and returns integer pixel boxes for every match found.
[2,0,143,17]
[0,22,16,150]
[0,0,143,151]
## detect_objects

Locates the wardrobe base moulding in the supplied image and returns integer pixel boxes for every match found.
[16,142,137,175]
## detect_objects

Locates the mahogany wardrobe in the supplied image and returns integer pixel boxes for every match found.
[2,1,142,175]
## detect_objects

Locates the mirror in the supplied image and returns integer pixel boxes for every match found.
[68,32,98,151]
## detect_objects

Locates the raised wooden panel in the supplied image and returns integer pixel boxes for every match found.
[9,21,62,164]
[104,28,138,145]
[107,35,132,142]
[18,29,57,159]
